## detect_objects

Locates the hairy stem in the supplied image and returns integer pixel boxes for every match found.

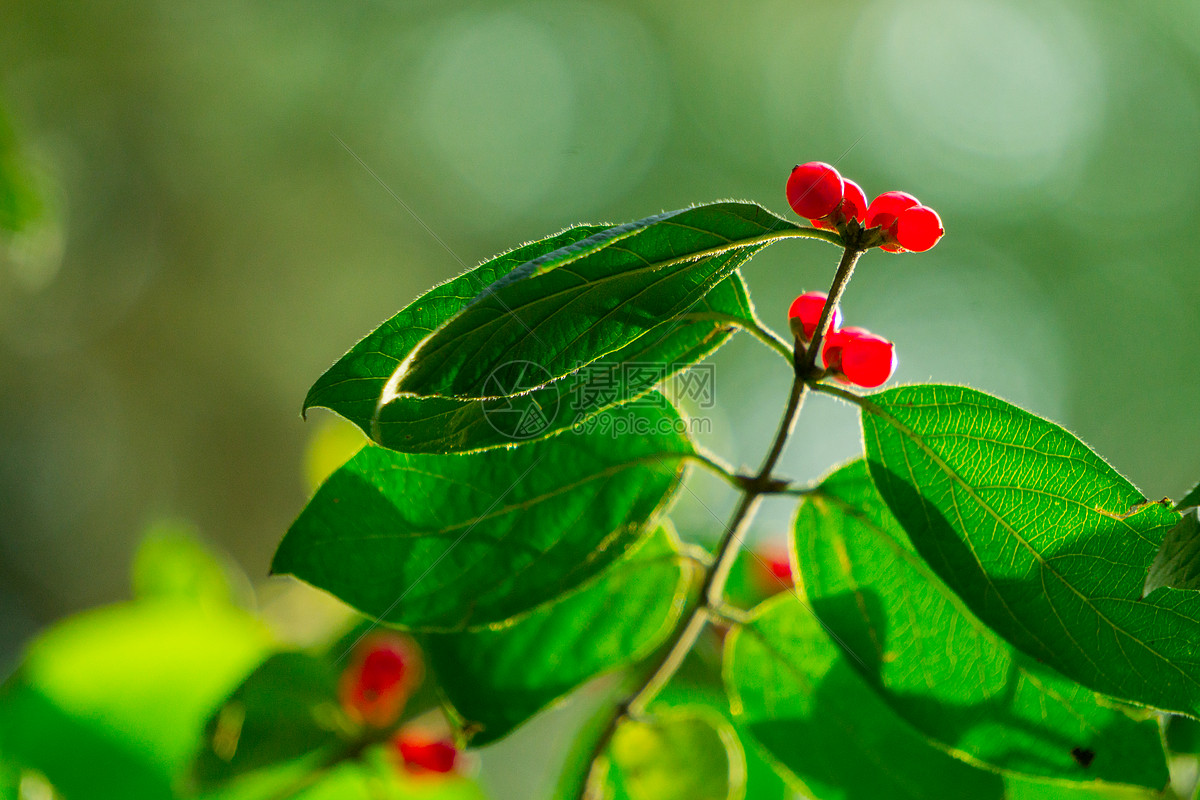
[798,244,865,377]
[740,318,794,363]
[576,242,867,798]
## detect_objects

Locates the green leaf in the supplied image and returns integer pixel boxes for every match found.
[381,202,826,404]
[550,680,631,800]
[795,460,1168,787]
[1166,714,1200,755]
[1144,508,1200,595]
[131,520,239,608]
[192,652,342,791]
[606,710,743,800]
[304,224,608,432]
[725,594,1005,799]
[425,524,703,747]
[0,601,270,800]
[650,646,791,800]
[304,213,787,455]
[1176,481,1200,511]
[854,383,1200,716]
[274,400,695,631]
[371,271,759,454]
[196,749,488,800]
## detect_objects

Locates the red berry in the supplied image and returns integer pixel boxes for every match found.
[761,545,792,582]
[396,735,458,774]
[751,543,793,596]
[788,291,843,341]
[786,162,844,221]
[827,329,897,388]
[813,178,869,230]
[360,646,407,695]
[865,191,920,231]
[895,205,944,253]
[821,326,863,373]
[338,633,421,727]
[839,179,869,226]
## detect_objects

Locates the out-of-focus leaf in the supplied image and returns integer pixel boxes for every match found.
[794,459,1168,787]
[426,524,702,746]
[197,747,488,800]
[1166,714,1200,755]
[651,647,790,800]
[131,520,238,608]
[274,400,694,631]
[193,652,342,791]
[607,709,743,800]
[303,416,367,494]
[0,601,270,800]
[856,383,1200,716]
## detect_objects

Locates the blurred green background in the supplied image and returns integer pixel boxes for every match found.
[2,0,1200,794]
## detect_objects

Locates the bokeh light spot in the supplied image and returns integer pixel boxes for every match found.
[412,11,576,218]
[848,0,1105,203]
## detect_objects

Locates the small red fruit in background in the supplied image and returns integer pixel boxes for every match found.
[895,205,944,253]
[395,734,459,774]
[824,327,897,388]
[752,542,793,596]
[786,162,844,221]
[788,291,842,342]
[338,632,421,728]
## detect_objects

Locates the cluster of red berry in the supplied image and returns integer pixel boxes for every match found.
[785,161,944,253]
[339,633,460,775]
[789,291,897,388]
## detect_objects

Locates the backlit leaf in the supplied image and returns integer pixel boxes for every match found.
[855,383,1200,716]
[795,459,1167,787]
[274,400,695,631]
[425,525,702,747]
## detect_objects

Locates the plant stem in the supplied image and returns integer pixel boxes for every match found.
[740,317,794,364]
[810,380,868,407]
[683,451,743,489]
[576,242,867,799]
[670,312,793,365]
[798,244,865,377]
